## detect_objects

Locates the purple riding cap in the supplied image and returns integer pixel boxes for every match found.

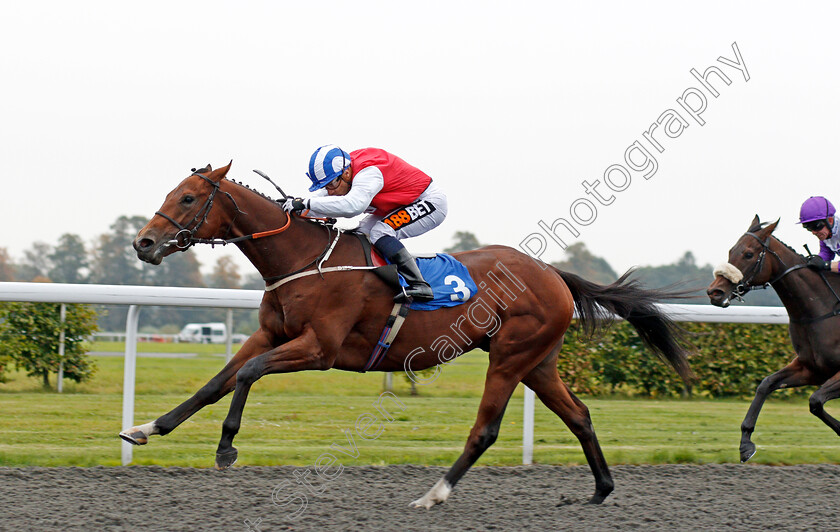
[800,196,840,261]
[799,196,836,224]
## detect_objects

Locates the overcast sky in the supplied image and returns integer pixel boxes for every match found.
[2,1,839,279]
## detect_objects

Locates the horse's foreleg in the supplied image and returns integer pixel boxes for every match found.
[119,330,274,446]
[740,358,814,462]
[522,358,613,504]
[809,370,840,436]
[410,371,518,509]
[215,328,327,470]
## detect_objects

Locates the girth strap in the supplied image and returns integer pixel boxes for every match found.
[264,265,379,291]
[363,302,411,372]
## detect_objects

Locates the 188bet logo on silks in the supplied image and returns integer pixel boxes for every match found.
[383,200,436,230]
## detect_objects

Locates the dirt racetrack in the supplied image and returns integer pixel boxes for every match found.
[2,463,839,531]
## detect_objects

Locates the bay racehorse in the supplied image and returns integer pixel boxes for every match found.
[707,215,840,462]
[123,162,693,507]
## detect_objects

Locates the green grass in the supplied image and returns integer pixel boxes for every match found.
[2,344,840,467]
[91,340,241,356]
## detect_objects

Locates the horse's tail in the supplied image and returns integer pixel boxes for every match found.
[554,268,695,384]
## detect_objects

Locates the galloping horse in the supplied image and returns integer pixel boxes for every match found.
[123,162,693,507]
[707,215,840,462]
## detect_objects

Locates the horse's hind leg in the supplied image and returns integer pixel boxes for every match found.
[809,370,840,436]
[410,369,520,509]
[522,355,613,504]
[740,358,815,462]
[119,330,274,446]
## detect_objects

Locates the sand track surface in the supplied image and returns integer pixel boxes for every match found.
[2,464,839,531]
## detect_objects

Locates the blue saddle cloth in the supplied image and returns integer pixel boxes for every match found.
[396,253,478,311]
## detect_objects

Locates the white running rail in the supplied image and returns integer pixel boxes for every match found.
[0,282,790,466]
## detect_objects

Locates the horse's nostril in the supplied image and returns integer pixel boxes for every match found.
[707,288,725,300]
[137,238,155,251]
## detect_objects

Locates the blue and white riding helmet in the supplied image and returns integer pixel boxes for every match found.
[306,145,352,192]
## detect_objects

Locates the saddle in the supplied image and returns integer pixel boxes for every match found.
[351,231,478,311]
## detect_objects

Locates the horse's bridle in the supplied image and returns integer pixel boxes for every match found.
[153,170,338,286]
[723,231,840,323]
[731,232,807,299]
[154,171,249,249]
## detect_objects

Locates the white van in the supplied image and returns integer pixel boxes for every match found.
[178,322,227,344]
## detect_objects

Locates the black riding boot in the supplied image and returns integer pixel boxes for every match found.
[388,248,434,302]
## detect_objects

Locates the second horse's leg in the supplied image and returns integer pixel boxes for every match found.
[740,358,814,462]
[809,370,840,435]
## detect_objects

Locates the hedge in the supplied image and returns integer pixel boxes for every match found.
[557,320,801,398]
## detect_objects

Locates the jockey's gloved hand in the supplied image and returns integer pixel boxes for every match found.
[807,255,831,271]
[283,197,309,213]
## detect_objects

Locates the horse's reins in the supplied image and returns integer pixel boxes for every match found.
[155,171,288,249]
[155,170,377,289]
[732,231,840,323]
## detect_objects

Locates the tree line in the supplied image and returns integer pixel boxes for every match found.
[445,232,781,306]
[0,226,781,334]
[0,215,261,332]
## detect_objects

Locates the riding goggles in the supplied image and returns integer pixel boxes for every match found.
[803,219,828,232]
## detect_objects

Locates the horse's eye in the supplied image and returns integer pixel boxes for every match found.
[744,251,754,259]
[182,195,195,205]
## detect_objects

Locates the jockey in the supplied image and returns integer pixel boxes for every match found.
[284,145,447,301]
[799,196,840,273]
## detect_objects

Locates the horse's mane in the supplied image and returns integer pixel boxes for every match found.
[187,166,334,230]
[188,163,284,205]
[224,176,335,230]
[774,236,806,260]
[747,221,806,260]
[227,178,282,205]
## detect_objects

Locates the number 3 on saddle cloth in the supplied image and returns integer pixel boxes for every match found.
[397,253,478,310]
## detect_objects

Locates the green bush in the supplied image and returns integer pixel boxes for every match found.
[0,352,11,383]
[0,302,99,388]
[558,321,798,398]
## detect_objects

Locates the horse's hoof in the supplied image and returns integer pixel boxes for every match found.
[409,498,435,510]
[215,448,238,470]
[740,442,756,463]
[119,430,148,446]
[409,478,451,509]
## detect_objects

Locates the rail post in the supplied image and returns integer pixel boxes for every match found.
[522,386,535,465]
[121,305,141,466]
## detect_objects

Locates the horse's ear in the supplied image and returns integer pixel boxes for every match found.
[208,160,233,182]
[754,217,779,237]
[747,214,763,233]
[764,218,780,234]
